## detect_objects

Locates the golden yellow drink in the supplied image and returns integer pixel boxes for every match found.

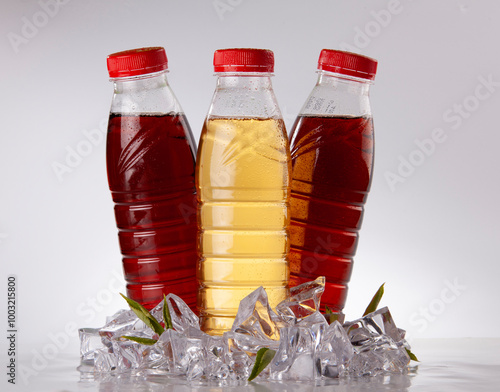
[196,117,291,335]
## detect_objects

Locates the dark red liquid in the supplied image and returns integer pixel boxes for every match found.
[106,113,198,310]
[288,115,374,312]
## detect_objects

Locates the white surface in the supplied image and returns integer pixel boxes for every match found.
[9,338,500,391]
[1,0,499,371]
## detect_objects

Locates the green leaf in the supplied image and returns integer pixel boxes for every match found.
[120,293,164,336]
[163,294,173,330]
[248,348,276,381]
[325,305,341,324]
[121,336,158,345]
[363,283,385,316]
[405,348,419,362]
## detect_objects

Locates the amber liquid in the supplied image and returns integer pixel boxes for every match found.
[106,113,198,310]
[196,117,291,335]
[289,115,374,312]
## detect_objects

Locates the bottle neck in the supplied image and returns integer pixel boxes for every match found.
[207,73,282,119]
[299,71,372,117]
[215,73,274,90]
[110,70,183,115]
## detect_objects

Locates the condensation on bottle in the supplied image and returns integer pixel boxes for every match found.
[106,47,198,310]
[288,49,378,313]
[196,48,291,335]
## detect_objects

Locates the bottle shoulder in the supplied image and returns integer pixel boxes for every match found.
[110,77,184,115]
[298,80,372,117]
[207,75,283,119]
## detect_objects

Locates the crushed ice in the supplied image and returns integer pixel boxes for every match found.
[78,277,412,383]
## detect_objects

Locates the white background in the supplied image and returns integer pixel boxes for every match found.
[1,0,499,363]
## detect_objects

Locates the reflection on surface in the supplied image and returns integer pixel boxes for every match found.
[18,339,500,392]
[78,363,416,392]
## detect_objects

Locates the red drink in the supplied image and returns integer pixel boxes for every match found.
[289,115,374,311]
[106,113,197,310]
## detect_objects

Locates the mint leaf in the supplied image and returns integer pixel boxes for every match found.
[363,283,385,316]
[121,336,158,345]
[325,305,341,324]
[163,294,173,330]
[405,348,419,362]
[248,347,276,381]
[120,293,164,336]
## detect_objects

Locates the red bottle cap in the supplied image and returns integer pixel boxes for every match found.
[213,48,274,73]
[107,47,168,78]
[318,49,377,81]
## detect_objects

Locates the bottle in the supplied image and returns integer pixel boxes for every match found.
[106,47,198,310]
[197,48,291,335]
[289,49,378,313]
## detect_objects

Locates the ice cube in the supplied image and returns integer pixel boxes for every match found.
[105,309,129,324]
[79,328,105,364]
[276,276,325,324]
[231,286,281,341]
[219,332,253,381]
[203,333,224,360]
[297,311,328,328]
[93,348,118,373]
[151,294,200,333]
[199,333,230,381]
[141,328,178,373]
[348,335,410,377]
[141,342,170,372]
[228,351,252,381]
[362,335,410,374]
[344,307,411,376]
[287,353,315,382]
[111,335,149,371]
[344,306,403,345]
[298,312,328,353]
[225,331,279,356]
[208,361,230,381]
[99,309,146,345]
[316,320,354,378]
[170,329,205,377]
[270,325,318,381]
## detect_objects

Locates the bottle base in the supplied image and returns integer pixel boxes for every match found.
[199,314,235,336]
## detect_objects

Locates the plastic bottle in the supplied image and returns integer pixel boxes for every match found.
[106,47,198,310]
[197,48,291,335]
[289,49,378,313]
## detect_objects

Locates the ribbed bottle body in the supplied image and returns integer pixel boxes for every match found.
[197,116,291,335]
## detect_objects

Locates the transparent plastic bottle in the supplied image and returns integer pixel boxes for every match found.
[289,49,378,313]
[106,47,198,310]
[197,48,291,335]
